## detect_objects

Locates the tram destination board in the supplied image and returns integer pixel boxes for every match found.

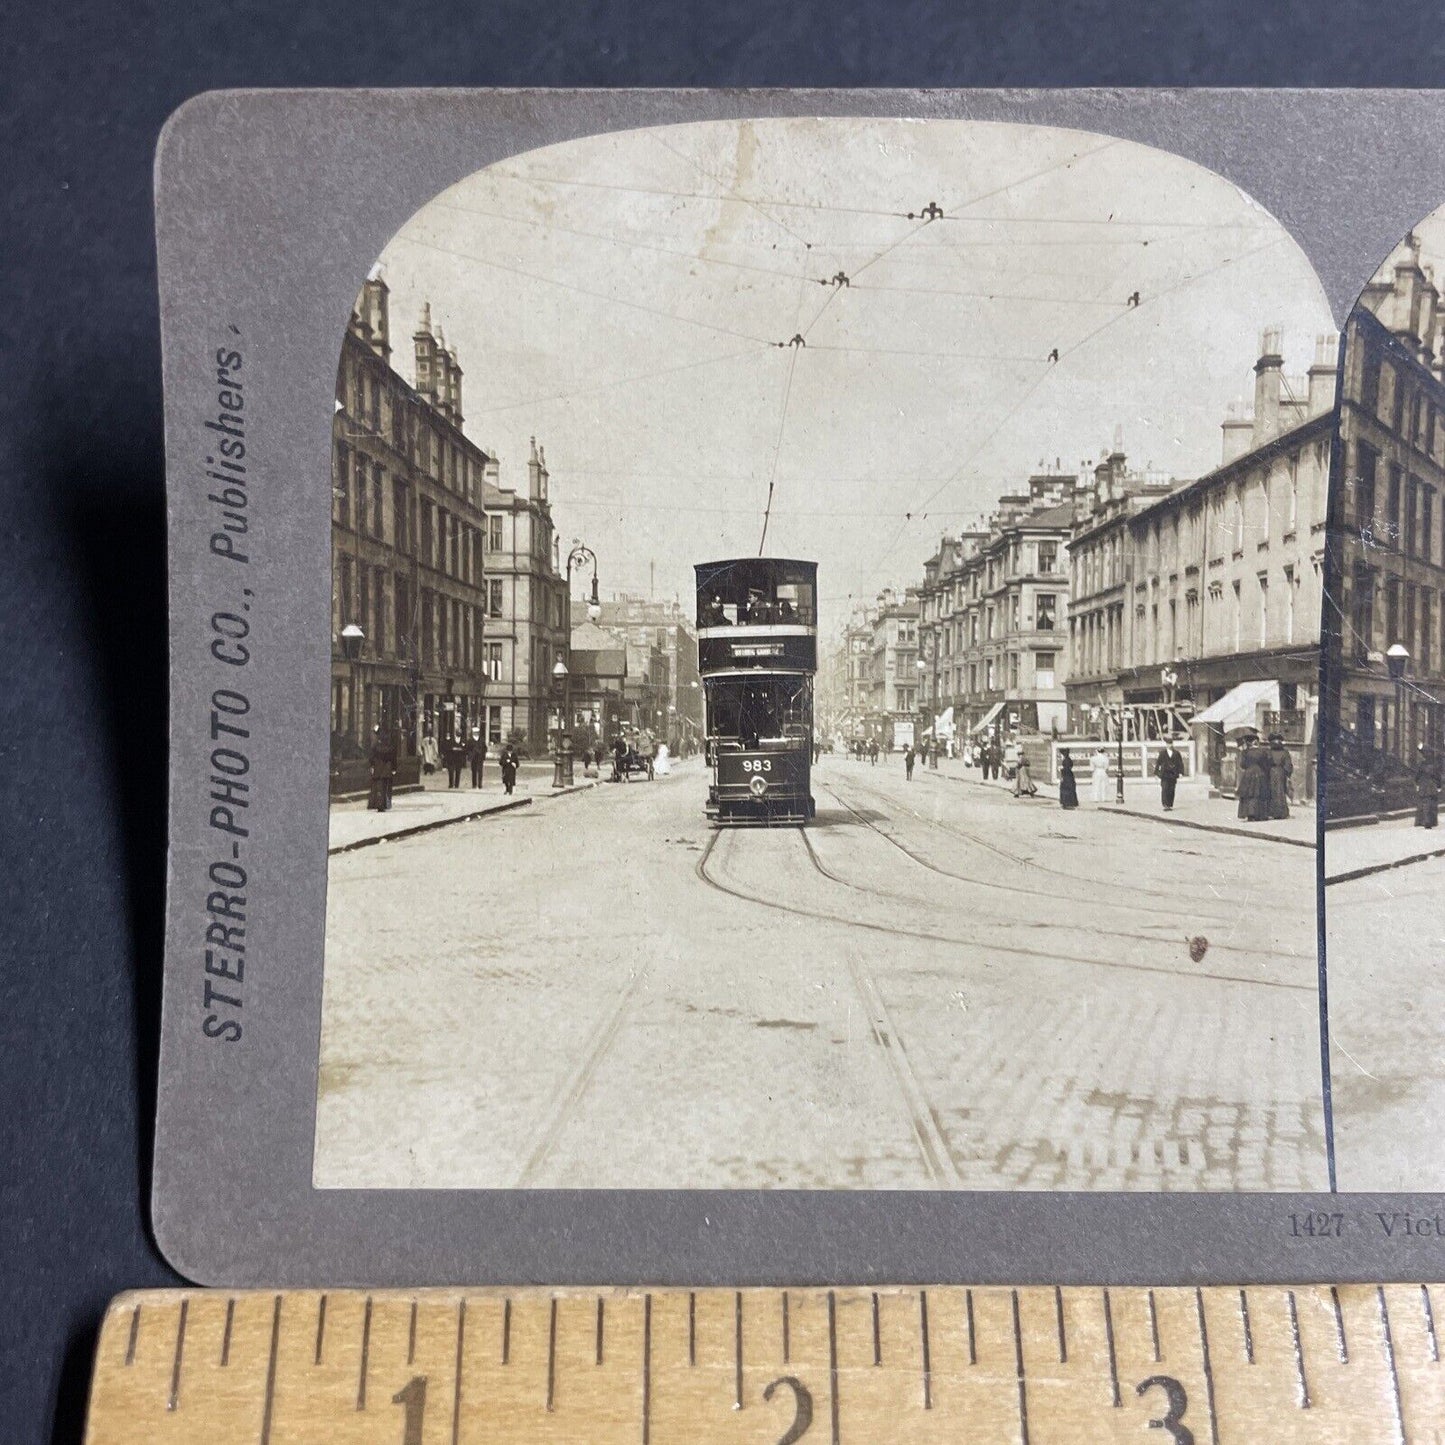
[85,1284,1445,1442]
[698,633,817,673]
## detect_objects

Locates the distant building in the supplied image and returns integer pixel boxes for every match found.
[1326,236,1445,812]
[593,596,704,747]
[863,588,920,749]
[330,281,493,774]
[919,468,1080,743]
[481,439,568,751]
[567,620,629,750]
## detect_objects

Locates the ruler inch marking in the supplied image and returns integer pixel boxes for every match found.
[124,1304,140,1367]
[782,1289,790,1364]
[643,1292,653,1445]
[1378,1286,1406,1445]
[168,1298,188,1412]
[1195,1287,1221,1445]
[919,1288,932,1408]
[547,1296,558,1411]
[1331,1283,1349,1363]
[357,1295,373,1409]
[1423,1284,1439,1363]
[1148,1287,1161,1362]
[687,1291,696,1366]
[734,1289,743,1410]
[314,1294,327,1366]
[221,1298,235,1367]
[1055,1285,1068,1364]
[966,1287,977,1365]
[828,1289,840,1445]
[502,1297,511,1365]
[871,1290,881,1366]
[1287,1288,1311,1408]
[1102,1288,1121,1407]
[258,1295,282,1445]
[596,1296,605,1366]
[408,1299,418,1366]
[1012,1288,1030,1445]
[450,1299,466,1445]
[1239,1287,1254,1364]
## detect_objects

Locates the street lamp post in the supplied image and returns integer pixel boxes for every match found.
[1115,703,1126,804]
[557,542,602,789]
[1386,642,1410,762]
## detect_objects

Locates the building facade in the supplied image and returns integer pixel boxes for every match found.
[1071,329,1336,792]
[481,440,569,752]
[862,589,920,749]
[593,596,704,749]
[919,471,1078,742]
[1326,241,1445,807]
[330,281,493,767]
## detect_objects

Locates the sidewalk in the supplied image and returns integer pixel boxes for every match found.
[1324,814,1445,884]
[907,756,1317,846]
[329,761,592,854]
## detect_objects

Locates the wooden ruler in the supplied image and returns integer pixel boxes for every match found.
[85,1285,1445,1442]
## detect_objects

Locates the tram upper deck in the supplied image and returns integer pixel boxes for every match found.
[694,558,818,674]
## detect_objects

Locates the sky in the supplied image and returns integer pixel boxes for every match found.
[369,117,1334,635]
[1369,208,1445,294]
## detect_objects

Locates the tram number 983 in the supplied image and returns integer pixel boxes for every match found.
[742,759,773,773]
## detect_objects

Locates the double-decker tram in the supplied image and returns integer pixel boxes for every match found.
[694,557,817,824]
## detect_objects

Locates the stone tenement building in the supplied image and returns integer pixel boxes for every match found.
[1327,237,1445,782]
[917,469,1078,741]
[862,588,920,748]
[481,439,569,751]
[330,278,493,757]
[1068,327,1337,792]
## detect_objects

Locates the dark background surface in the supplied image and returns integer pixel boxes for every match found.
[4,4,1444,1440]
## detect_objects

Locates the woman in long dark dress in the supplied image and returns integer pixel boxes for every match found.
[1235,736,1262,821]
[1265,733,1293,820]
[1057,749,1079,808]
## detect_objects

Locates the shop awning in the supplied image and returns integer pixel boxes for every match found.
[1191,678,1279,731]
[970,701,1005,734]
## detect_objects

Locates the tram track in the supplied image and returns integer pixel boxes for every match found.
[827,767,1301,921]
[695,825,1313,994]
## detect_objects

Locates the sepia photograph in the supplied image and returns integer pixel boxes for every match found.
[1322,215,1445,1192]
[312,116,1335,1191]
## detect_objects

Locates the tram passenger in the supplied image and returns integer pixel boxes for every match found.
[702,594,727,626]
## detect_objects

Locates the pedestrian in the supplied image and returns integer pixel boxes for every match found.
[442,734,464,789]
[1154,740,1185,812]
[904,744,916,780]
[367,724,395,812]
[420,728,439,777]
[1058,748,1079,809]
[467,728,487,788]
[1013,751,1038,797]
[500,742,520,795]
[1236,735,1265,820]
[1415,743,1441,829]
[869,739,879,765]
[1265,733,1293,820]
[1089,744,1110,803]
[929,740,940,769]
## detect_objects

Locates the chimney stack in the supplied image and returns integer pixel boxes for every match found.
[1221,398,1254,465]
[1252,326,1284,445]
[414,303,438,403]
[1307,333,1339,415]
[358,267,390,359]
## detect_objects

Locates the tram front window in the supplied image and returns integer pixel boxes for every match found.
[707,678,811,748]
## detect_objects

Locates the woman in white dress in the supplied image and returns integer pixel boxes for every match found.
[1089,746,1111,802]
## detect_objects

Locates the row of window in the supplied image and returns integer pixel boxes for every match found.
[923,540,1063,619]
[921,651,1059,699]
[1349,565,1445,677]
[1351,442,1441,565]
[1357,343,1445,469]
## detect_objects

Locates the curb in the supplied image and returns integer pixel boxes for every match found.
[328,796,534,855]
[1325,842,1445,886]
[1102,805,1316,848]
[1323,807,1416,832]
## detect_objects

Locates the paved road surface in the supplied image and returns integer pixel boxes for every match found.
[315,755,1326,1191]
[1328,859,1445,1191]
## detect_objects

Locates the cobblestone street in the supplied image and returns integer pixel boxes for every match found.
[315,755,1326,1191]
